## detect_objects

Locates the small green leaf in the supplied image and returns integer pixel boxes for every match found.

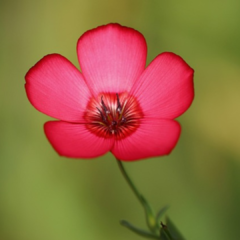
[160,229,171,240]
[160,222,174,240]
[165,217,186,240]
[120,220,160,239]
[156,206,169,225]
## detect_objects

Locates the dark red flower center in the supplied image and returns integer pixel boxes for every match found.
[84,92,143,139]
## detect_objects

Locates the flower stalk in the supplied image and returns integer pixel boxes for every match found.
[116,158,158,233]
[116,158,185,240]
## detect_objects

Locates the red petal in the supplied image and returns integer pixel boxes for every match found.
[77,23,147,96]
[25,54,91,122]
[112,119,181,161]
[131,52,194,119]
[44,121,114,158]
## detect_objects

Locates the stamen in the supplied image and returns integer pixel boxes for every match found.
[84,92,143,140]
[96,107,107,123]
[101,96,110,114]
[121,116,126,123]
[116,93,122,113]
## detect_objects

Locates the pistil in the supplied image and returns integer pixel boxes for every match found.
[97,94,126,131]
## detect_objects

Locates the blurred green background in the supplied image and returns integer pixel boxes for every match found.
[1,0,240,239]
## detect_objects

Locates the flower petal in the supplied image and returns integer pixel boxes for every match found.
[131,52,194,119]
[44,121,114,158]
[112,119,181,161]
[25,54,91,122]
[77,23,147,96]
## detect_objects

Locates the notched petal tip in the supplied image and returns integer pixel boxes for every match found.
[77,23,146,48]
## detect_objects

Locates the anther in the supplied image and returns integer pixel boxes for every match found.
[116,93,122,113]
[121,116,126,123]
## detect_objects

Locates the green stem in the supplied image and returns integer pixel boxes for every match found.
[116,158,143,204]
[116,158,182,240]
[116,158,157,233]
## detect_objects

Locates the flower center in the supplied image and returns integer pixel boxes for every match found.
[84,92,143,139]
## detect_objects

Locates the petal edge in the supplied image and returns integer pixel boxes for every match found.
[77,23,147,95]
[25,54,91,122]
[44,121,114,158]
[112,119,181,161]
[131,52,194,119]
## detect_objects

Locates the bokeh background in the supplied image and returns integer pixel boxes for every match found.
[1,0,240,239]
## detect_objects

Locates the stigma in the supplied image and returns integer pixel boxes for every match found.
[84,92,143,139]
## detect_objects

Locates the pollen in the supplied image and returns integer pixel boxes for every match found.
[84,92,143,139]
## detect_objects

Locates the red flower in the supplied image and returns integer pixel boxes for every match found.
[25,23,194,161]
